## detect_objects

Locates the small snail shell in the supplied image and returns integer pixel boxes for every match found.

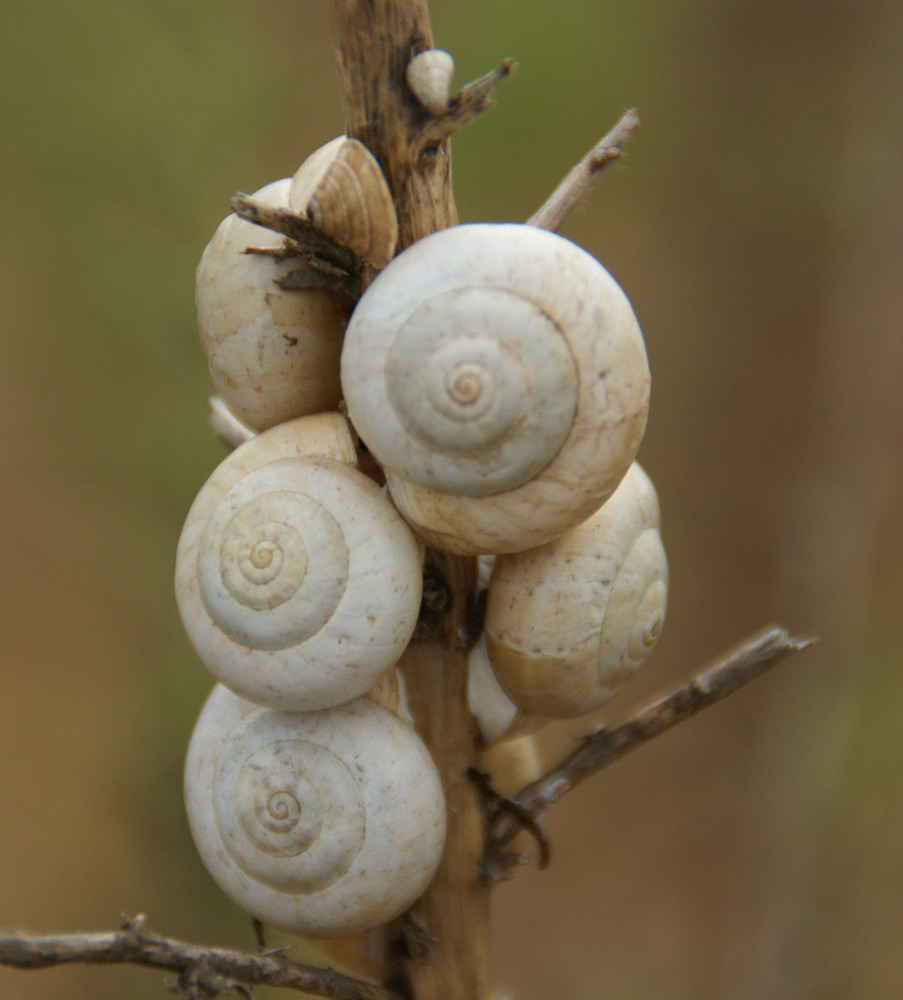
[480,734,542,798]
[363,665,413,726]
[484,462,667,718]
[467,632,549,744]
[184,685,446,937]
[208,396,256,450]
[289,137,398,269]
[196,178,351,432]
[175,416,424,711]
[406,49,455,115]
[341,224,650,554]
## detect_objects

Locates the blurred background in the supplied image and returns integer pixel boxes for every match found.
[1,1,901,998]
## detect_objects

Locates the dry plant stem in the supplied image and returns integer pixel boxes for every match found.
[328,3,489,999]
[527,107,640,232]
[486,625,817,867]
[391,551,485,1000]
[0,918,403,1000]
[329,0,456,249]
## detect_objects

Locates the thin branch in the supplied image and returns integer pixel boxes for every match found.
[414,59,515,155]
[483,625,817,877]
[229,194,361,277]
[527,107,640,231]
[0,916,404,1000]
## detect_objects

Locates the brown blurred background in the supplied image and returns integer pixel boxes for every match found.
[1,1,901,998]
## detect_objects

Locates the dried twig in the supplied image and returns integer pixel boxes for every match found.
[483,625,817,877]
[228,193,362,297]
[527,107,640,231]
[414,59,515,155]
[0,915,403,1000]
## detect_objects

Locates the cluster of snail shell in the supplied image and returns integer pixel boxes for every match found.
[177,50,667,942]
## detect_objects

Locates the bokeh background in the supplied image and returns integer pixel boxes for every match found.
[1,1,901,998]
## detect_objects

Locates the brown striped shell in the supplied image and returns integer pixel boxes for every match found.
[288,137,398,269]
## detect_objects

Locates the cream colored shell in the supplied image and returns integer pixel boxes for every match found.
[406,49,455,115]
[175,415,424,712]
[289,137,398,269]
[184,685,446,937]
[341,223,650,554]
[196,178,351,432]
[480,734,542,798]
[484,462,667,718]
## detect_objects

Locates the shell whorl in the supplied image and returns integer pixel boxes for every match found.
[216,726,365,894]
[380,284,578,496]
[196,461,351,651]
[175,419,423,711]
[185,687,447,937]
[341,223,650,554]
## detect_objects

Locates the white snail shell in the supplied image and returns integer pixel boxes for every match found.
[175,416,424,711]
[196,178,351,432]
[406,49,455,115]
[289,137,398,269]
[341,223,650,554]
[484,462,668,718]
[184,685,446,937]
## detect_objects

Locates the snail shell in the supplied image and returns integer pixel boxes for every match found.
[175,415,424,711]
[196,178,351,432]
[480,734,542,798]
[468,632,550,744]
[484,462,667,718]
[341,223,650,554]
[208,396,256,450]
[184,685,446,937]
[406,49,455,115]
[289,137,398,269]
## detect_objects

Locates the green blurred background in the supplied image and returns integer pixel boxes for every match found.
[1,1,901,998]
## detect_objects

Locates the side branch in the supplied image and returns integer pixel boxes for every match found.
[528,107,640,231]
[414,60,516,154]
[0,917,404,1000]
[485,625,816,872]
[229,194,358,268]
[229,193,362,297]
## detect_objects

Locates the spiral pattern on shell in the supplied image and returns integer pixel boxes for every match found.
[185,686,447,937]
[175,423,423,711]
[218,733,365,893]
[484,462,668,717]
[383,285,578,496]
[341,223,650,553]
[197,470,349,651]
